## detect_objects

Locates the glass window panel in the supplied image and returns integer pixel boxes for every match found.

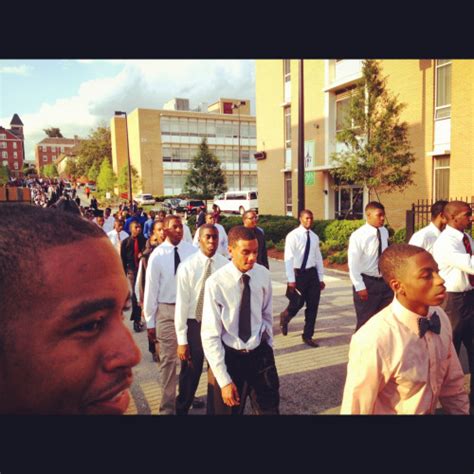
[240,122,249,139]
[232,121,239,138]
[224,122,233,138]
[161,117,170,134]
[285,107,291,147]
[284,60,291,81]
[198,120,206,137]
[437,59,451,66]
[179,118,188,136]
[170,118,180,135]
[207,120,216,137]
[188,119,198,136]
[249,123,256,139]
[336,97,351,132]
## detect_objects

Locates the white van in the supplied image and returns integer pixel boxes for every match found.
[213,190,258,215]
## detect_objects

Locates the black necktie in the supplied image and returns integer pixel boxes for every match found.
[301,231,310,270]
[174,246,180,275]
[376,228,382,258]
[239,274,251,343]
[418,312,441,338]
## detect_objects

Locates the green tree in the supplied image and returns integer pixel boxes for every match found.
[42,164,59,178]
[76,125,111,177]
[43,127,64,138]
[97,158,116,196]
[183,138,227,201]
[329,60,415,203]
[87,162,99,182]
[117,164,142,199]
[0,164,10,185]
[64,160,79,180]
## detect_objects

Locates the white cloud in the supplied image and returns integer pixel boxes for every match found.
[0,65,33,76]
[2,60,256,162]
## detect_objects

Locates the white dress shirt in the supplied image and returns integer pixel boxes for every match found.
[183,223,193,244]
[284,225,324,283]
[174,250,229,345]
[432,224,474,292]
[201,262,273,388]
[408,222,441,254]
[107,229,129,253]
[348,223,389,291]
[103,216,115,233]
[193,223,229,258]
[341,297,469,414]
[143,240,197,329]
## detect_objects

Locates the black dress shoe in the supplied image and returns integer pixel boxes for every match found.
[279,312,289,336]
[302,337,319,347]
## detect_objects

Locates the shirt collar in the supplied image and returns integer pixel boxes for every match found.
[444,224,465,241]
[364,222,380,234]
[391,296,439,336]
[298,225,310,233]
[229,261,252,282]
[428,222,441,236]
[198,249,215,263]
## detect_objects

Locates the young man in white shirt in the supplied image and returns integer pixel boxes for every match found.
[341,244,469,415]
[279,209,325,347]
[348,201,393,331]
[193,213,229,258]
[408,200,448,253]
[174,224,229,415]
[143,215,197,415]
[107,218,129,254]
[432,200,474,409]
[103,207,115,233]
[201,225,279,415]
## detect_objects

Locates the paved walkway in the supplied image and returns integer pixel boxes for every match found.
[125,258,356,415]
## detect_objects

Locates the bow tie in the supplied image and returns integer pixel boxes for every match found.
[418,312,441,338]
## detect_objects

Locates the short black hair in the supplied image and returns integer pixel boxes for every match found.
[199,223,217,238]
[299,209,313,218]
[228,225,257,247]
[444,200,471,221]
[151,220,164,233]
[431,200,448,219]
[379,243,426,284]
[365,201,385,213]
[0,204,106,352]
[242,210,257,220]
[163,215,181,228]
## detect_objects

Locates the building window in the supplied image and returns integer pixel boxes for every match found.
[433,155,450,200]
[43,155,48,162]
[61,146,65,152]
[1,142,6,149]
[13,142,17,149]
[284,171,292,216]
[1,151,7,159]
[435,60,452,120]
[283,60,291,82]
[284,106,291,149]
[335,88,355,133]
[0,134,6,140]
[334,186,364,220]
[13,152,18,159]
[13,162,18,170]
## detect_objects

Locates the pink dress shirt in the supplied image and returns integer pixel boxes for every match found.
[341,297,469,415]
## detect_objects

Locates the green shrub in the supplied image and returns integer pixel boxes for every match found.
[328,250,348,265]
[391,227,407,244]
[324,220,365,246]
[266,240,275,249]
[275,239,285,252]
[320,239,345,254]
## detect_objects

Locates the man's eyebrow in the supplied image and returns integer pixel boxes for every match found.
[65,293,131,322]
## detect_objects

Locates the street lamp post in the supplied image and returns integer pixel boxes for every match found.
[297,60,305,215]
[232,101,244,191]
[114,111,133,206]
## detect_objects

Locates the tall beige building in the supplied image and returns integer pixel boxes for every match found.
[111,98,257,197]
[256,59,474,229]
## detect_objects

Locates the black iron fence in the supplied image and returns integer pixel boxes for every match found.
[406,197,474,241]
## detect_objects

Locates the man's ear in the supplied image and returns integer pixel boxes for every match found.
[389,278,402,295]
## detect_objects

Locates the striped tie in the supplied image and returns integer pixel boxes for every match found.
[195,258,213,322]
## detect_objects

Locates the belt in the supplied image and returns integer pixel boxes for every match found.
[361,273,383,281]
[294,267,316,274]
[223,342,261,355]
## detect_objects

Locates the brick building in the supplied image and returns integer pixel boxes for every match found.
[35,136,80,171]
[0,114,25,178]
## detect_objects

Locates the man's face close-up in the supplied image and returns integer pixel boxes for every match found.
[0,238,141,414]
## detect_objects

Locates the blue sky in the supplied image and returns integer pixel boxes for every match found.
[0,60,256,162]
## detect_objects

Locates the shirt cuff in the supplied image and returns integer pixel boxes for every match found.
[215,371,233,390]
[353,282,366,292]
[177,334,188,345]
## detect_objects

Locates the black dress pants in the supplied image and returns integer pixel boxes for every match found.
[126,270,141,324]
[441,290,474,404]
[283,267,321,339]
[353,274,393,331]
[214,340,280,415]
[176,319,205,415]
